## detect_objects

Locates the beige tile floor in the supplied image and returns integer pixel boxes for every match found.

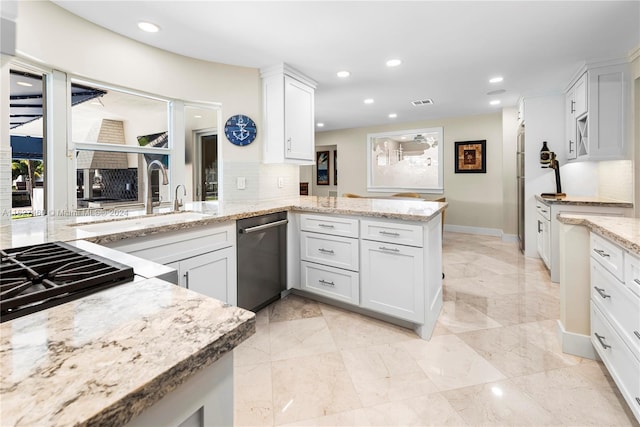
[233,232,639,426]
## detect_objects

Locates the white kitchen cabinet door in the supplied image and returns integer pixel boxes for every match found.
[261,64,316,164]
[565,87,578,160]
[537,213,551,269]
[573,73,588,117]
[284,75,314,162]
[360,240,424,323]
[180,247,237,306]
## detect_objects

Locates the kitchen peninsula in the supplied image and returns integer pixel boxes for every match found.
[1,196,447,425]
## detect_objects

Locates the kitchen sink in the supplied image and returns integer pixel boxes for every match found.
[72,211,211,234]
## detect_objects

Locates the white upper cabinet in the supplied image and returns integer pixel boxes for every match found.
[565,61,630,161]
[261,64,317,164]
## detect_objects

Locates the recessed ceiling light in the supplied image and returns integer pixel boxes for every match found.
[336,70,350,78]
[17,81,33,87]
[194,115,202,118]
[489,76,504,83]
[138,21,160,33]
[386,59,402,67]
[364,98,374,104]
[490,100,501,106]
[388,113,397,118]
[316,122,324,127]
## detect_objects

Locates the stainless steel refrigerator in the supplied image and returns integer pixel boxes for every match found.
[517,124,525,252]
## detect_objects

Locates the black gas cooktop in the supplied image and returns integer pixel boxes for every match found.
[0,241,134,322]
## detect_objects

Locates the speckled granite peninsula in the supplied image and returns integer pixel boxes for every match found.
[557,213,640,255]
[0,278,255,426]
[535,194,634,208]
[0,196,447,248]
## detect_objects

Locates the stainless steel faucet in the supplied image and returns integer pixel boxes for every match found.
[173,184,186,212]
[145,160,169,214]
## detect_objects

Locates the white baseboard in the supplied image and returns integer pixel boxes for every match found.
[556,320,599,360]
[444,224,503,238]
[501,233,518,243]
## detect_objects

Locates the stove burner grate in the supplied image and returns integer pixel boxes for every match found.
[1,241,134,322]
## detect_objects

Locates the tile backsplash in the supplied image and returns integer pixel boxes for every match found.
[223,162,299,202]
[598,160,633,201]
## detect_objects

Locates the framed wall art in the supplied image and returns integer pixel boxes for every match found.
[316,150,330,185]
[454,140,486,173]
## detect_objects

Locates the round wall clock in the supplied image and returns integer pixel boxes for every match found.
[224,114,257,146]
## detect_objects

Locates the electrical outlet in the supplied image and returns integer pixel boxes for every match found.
[237,177,246,190]
[277,177,284,188]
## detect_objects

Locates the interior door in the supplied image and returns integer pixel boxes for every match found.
[199,134,218,200]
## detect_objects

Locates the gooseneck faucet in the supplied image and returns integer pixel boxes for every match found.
[174,184,186,212]
[146,160,169,214]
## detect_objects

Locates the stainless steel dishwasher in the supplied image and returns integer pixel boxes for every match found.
[236,211,288,312]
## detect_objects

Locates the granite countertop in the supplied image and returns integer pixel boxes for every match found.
[0,278,255,426]
[557,214,640,256]
[535,194,633,208]
[0,196,448,248]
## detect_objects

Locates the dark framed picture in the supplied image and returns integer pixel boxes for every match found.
[333,150,338,185]
[455,140,486,173]
[316,150,330,185]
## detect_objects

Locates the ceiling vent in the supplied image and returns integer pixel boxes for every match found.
[411,99,434,106]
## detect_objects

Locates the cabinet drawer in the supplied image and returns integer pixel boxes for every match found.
[591,260,640,355]
[360,220,423,247]
[590,233,624,281]
[591,303,640,420]
[535,202,551,221]
[626,251,640,298]
[300,214,359,238]
[301,261,359,305]
[300,231,359,271]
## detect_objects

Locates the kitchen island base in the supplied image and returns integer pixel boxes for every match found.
[125,352,233,427]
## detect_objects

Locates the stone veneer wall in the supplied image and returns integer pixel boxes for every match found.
[76,119,128,170]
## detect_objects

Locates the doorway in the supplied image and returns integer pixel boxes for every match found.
[199,133,218,201]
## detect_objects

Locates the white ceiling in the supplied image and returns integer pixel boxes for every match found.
[52,1,640,132]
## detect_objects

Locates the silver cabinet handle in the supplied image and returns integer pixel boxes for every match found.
[379,246,400,252]
[184,271,189,288]
[634,279,640,286]
[593,249,610,258]
[538,220,542,233]
[570,100,575,113]
[240,219,289,234]
[594,333,611,350]
[541,209,548,213]
[319,279,335,287]
[634,331,640,340]
[318,248,334,254]
[318,224,335,229]
[287,137,292,151]
[379,230,400,237]
[593,286,611,299]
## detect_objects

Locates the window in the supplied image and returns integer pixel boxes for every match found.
[71,80,171,210]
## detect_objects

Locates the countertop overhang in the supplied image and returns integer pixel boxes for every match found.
[535,194,633,208]
[0,278,255,426]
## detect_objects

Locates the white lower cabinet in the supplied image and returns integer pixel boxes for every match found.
[360,240,424,323]
[590,232,640,422]
[106,222,237,306]
[300,261,359,305]
[168,246,237,305]
[296,213,442,339]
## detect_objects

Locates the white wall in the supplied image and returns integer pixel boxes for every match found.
[6,0,299,210]
[315,113,506,234]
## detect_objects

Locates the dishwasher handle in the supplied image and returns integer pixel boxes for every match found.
[239,219,289,234]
